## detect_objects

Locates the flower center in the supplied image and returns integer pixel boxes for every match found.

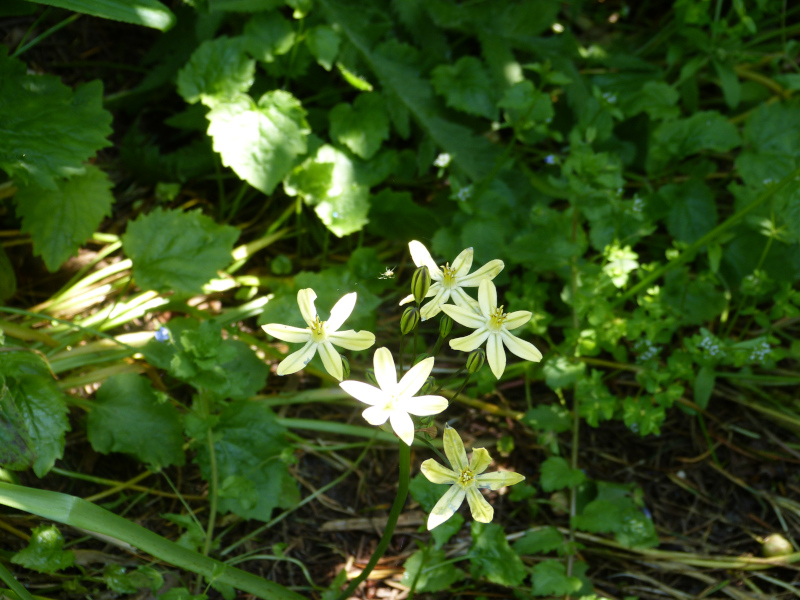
[309,315,326,342]
[441,263,456,288]
[489,306,507,330]
[458,467,476,487]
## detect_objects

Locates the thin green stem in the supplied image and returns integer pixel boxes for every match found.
[399,334,406,373]
[202,426,219,557]
[432,366,466,395]
[13,13,80,58]
[0,561,35,600]
[336,442,411,600]
[406,543,429,600]
[450,373,471,405]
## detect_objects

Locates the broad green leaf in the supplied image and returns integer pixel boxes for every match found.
[160,588,208,600]
[576,370,618,427]
[0,246,16,303]
[514,527,565,555]
[522,404,571,433]
[162,513,206,552]
[284,144,369,236]
[400,547,465,592]
[103,565,163,594]
[0,352,70,477]
[0,48,112,189]
[648,110,740,173]
[543,356,586,390]
[693,365,715,410]
[742,99,800,158]
[572,497,657,548]
[318,0,500,181]
[329,93,390,159]
[431,56,497,120]
[660,179,718,243]
[88,374,185,469]
[662,269,726,326]
[195,400,299,522]
[540,456,586,492]
[176,37,254,105]
[123,208,240,295]
[712,59,740,109]
[408,473,464,546]
[571,499,622,533]
[498,80,553,129]
[28,0,175,30]
[143,318,270,400]
[244,12,295,63]
[11,525,74,574]
[15,165,114,272]
[366,189,441,242]
[531,560,583,597]
[622,80,680,120]
[469,522,528,587]
[207,91,309,194]
[209,0,283,11]
[622,396,665,436]
[305,25,340,71]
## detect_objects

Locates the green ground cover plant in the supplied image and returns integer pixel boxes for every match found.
[1,0,800,598]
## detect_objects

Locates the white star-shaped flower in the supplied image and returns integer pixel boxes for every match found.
[400,241,504,320]
[262,289,375,381]
[340,348,448,446]
[442,279,542,378]
[421,426,524,529]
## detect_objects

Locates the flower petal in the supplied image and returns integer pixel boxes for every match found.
[458,259,504,287]
[450,287,481,314]
[398,293,415,306]
[340,380,388,406]
[427,485,466,530]
[396,356,434,399]
[420,287,448,321]
[362,405,390,426]
[486,333,506,379]
[277,341,317,376]
[478,279,497,317]
[469,448,492,474]
[500,329,543,362]
[449,328,489,353]
[466,487,494,523]
[261,324,310,343]
[297,289,318,326]
[451,247,473,276]
[326,292,357,333]
[400,394,448,417]
[390,410,415,446]
[318,341,343,381]
[443,426,468,471]
[504,310,532,331]
[441,304,486,329]
[476,471,525,490]
[409,240,443,280]
[328,330,375,351]
[373,347,397,391]
[420,458,458,484]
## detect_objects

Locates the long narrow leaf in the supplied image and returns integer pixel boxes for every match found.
[28,0,175,31]
[0,483,306,600]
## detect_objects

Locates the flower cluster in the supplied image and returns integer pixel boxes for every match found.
[261,241,538,529]
[697,334,724,358]
[748,340,771,363]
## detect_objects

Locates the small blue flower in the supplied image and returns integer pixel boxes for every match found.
[544,155,556,165]
[155,327,170,342]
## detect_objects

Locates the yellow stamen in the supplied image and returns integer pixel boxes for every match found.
[489,306,507,329]
[458,468,476,486]
[441,263,456,287]
[309,315,326,341]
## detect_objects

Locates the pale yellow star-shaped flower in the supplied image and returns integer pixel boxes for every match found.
[400,241,504,320]
[421,426,525,529]
[339,347,448,446]
[262,289,375,381]
[442,279,542,378]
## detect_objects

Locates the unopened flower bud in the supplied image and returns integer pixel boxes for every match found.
[439,314,453,338]
[763,533,793,557]
[466,348,485,374]
[411,266,431,304]
[400,306,420,335]
[341,355,350,380]
[365,368,378,386]
[420,375,436,394]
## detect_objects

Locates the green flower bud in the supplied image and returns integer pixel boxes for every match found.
[411,266,431,304]
[439,314,453,338]
[763,533,793,557]
[466,348,485,374]
[400,306,420,335]
[420,375,436,395]
[365,368,378,386]
[341,355,350,380]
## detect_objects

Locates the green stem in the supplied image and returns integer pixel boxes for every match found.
[0,561,35,600]
[406,543,429,600]
[616,165,800,305]
[0,483,304,600]
[335,442,411,600]
[399,334,406,373]
[203,427,219,557]
[13,13,80,58]
[450,373,471,404]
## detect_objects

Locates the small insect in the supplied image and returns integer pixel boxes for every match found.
[378,266,397,280]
